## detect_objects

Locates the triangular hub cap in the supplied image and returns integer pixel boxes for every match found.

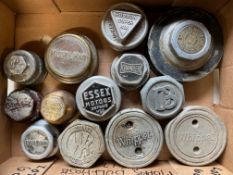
[110,10,142,41]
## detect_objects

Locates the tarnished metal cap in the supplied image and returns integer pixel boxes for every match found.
[101,3,148,51]
[105,108,163,168]
[169,20,212,67]
[4,89,42,122]
[165,106,227,166]
[21,119,59,160]
[4,50,47,85]
[41,90,76,125]
[76,76,121,122]
[140,76,185,120]
[111,53,150,90]
[45,34,98,84]
[148,8,223,82]
[58,119,105,168]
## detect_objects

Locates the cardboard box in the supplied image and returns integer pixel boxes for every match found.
[0,0,233,174]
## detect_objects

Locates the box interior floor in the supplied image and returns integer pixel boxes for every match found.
[1,0,233,174]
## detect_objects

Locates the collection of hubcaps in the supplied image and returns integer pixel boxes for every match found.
[2,2,226,169]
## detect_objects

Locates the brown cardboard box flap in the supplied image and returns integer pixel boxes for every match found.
[169,160,233,175]
[3,0,230,13]
[54,0,173,12]
[0,1,15,164]
[0,157,56,175]
[2,0,60,14]
[183,73,214,107]
[214,106,233,173]
[54,0,229,13]
[46,159,178,175]
[219,66,233,108]
[217,0,233,69]
[172,0,229,13]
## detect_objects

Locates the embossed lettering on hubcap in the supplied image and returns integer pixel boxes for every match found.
[82,83,114,117]
[111,10,142,40]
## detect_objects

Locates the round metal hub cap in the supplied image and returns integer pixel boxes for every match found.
[101,3,148,51]
[165,106,227,166]
[41,94,65,123]
[46,34,91,77]
[105,108,163,168]
[21,120,58,160]
[41,90,76,125]
[4,89,35,122]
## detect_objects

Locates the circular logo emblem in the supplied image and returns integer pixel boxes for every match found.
[24,130,49,155]
[177,25,206,54]
[47,35,91,77]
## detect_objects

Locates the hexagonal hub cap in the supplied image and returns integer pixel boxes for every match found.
[170,20,211,61]
[58,120,105,168]
[8,55,27,75]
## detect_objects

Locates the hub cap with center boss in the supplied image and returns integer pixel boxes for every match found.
[165,106,227,166]
[105,108,163,168]
[101,3,148,51]
[140,76,185,120]
[58,119,105,168]
[148,8,223,82]
[76,76,121,122]
[111,53,150,90]
[21,119,60,160]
